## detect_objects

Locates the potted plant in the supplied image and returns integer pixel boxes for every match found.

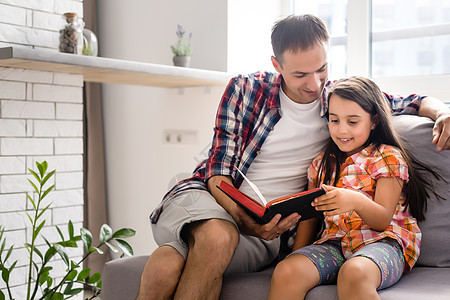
[170,24,192,67]
[0,161,135,299]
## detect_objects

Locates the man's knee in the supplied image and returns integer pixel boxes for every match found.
[146,246,184,280]
[138,246,185,299]
[182,219,239,255]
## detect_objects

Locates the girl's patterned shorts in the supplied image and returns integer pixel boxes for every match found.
[290,238,405,290]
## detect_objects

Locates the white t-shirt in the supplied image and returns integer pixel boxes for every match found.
[239,87,329,202]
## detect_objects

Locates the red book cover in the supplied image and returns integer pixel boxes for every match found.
[217,180,325,224]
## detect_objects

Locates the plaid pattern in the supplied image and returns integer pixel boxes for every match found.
[308,145,421,271]
[150,71,425,225]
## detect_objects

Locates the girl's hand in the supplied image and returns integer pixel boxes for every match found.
[312,184,368,216]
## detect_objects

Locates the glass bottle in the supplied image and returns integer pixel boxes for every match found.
[82,28,98,56]
[59,12,84,54]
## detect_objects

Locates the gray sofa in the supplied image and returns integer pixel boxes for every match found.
[102,115,450,299]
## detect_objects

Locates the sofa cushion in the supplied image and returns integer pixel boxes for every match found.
[392,115,450,267]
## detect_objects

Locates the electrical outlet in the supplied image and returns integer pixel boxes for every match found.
[163,130,198,145]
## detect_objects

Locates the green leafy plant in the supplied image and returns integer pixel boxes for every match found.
[170,24,192,57]
[0,161,135,299]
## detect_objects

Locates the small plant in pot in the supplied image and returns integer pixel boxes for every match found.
[0,161,135,299]
[170,24,192,67]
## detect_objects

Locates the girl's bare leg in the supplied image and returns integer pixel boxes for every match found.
[337,256,381,300]
[268,254,320,300]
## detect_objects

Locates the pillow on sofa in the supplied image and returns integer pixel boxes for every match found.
[392,115,450,267]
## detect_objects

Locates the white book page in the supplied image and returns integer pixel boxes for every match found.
[235,168,268,206]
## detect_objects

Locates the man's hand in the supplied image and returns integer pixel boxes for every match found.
[432,113,450,151]
[235,205,301,240]
[418,97,450,151]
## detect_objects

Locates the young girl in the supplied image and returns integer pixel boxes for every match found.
[268,76,434,300]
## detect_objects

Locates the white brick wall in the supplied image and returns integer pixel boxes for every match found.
[0,0,85,297]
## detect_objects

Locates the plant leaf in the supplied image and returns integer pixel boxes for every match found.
[99,224,113,243]
[0,238,6,255]
[71,260,80,270]
[52,291,64,300]
[55,225,65,242]
[88,272,101,284]
[77,268,90,281]
[115,239,134,256]
[44,246,57,264]
[58,240,77,248]
[5,244,14,262]
[33,220,46,241]
[0,289,5,300]
[105,241,118,252]
[0,261,17,283]
[88,247,103,255]
[41,266,53,274]
[65,287,84,296]
[41,184,55,200]
[8,260,17,274]
[41,170,55,188]
[80,228,92,252]
[1,264,11,283]
[97,279,102,288]
[39,269,49,285]
[112,228,136,239]
[37,202,52,220]
[26,211,33,225]
[27,193,36,210]
[31,244,43,261]
[28,169,41,184]
[66,269,77,281]
[36,161,45,178]
[68,220,74,239]
[46,276,53,289]
[54,244,69,267]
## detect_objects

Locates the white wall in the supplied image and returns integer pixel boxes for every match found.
[226,0,293,74]
[0,0,84,298]
[97,0,229,256]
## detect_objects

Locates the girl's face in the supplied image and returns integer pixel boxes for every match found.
[328,94,377,156]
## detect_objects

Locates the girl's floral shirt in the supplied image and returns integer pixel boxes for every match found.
[308,144,420,271]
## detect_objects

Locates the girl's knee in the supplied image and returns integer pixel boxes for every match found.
[338,257,381,289]
[272,260,298,284]
[272,255,318,286]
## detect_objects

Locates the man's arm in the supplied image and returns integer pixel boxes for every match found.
[418,97,450,151]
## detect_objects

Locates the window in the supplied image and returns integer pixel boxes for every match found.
[371,0,450,77]
[293,0,348,80]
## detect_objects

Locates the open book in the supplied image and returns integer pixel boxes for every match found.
[217,169,325,224]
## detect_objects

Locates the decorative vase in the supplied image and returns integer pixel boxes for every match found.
[82,28,98,56]
[173,56,191,67]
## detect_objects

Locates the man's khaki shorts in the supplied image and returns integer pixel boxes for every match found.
[151,189,280,274]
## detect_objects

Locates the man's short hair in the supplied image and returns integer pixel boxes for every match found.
[271,14,329,64]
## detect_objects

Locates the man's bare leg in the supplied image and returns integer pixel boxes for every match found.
[137,245,185,300]
[174,219,239,300]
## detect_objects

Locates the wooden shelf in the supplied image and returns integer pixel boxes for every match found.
[0,46,231,88]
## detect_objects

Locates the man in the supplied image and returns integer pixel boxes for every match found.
[138,14,450,299]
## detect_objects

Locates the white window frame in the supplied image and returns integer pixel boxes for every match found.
[346,0,450,102]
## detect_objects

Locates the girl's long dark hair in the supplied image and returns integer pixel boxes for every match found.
[317,76,439,221]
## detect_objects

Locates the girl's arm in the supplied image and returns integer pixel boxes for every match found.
[293,218,319,251]
[314,177,403,231]
[292,182,322,251]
